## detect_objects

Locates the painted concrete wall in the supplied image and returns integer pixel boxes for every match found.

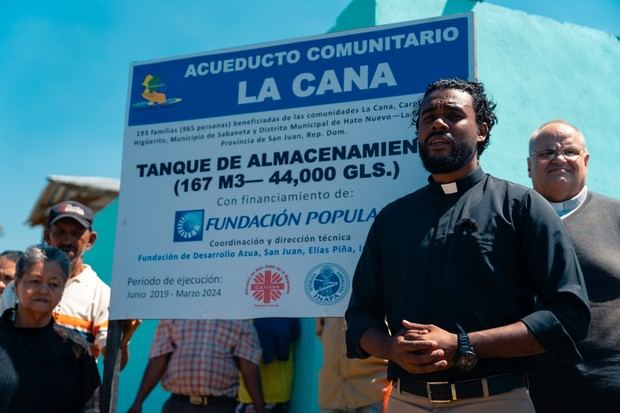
[374,0,620,197]
[89,1,620,411]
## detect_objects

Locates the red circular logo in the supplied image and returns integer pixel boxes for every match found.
[245,265,290,306]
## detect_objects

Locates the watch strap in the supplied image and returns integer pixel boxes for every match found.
[458,331,472,350]
[455,324,474,352]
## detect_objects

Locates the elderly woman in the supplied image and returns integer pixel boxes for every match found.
[0,244,100,413]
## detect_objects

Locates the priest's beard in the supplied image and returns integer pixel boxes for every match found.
[418,135,477,174]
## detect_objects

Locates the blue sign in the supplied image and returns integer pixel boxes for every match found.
[127,15,473,126]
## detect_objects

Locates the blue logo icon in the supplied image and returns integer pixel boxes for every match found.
[173,210,204,242]
[304,263,349,305]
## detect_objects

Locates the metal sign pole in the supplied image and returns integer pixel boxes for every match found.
[101,320,122,413]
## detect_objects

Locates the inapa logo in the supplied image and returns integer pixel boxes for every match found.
[245,265,290,306]
[304,263,349,305]
[173,210,204,242]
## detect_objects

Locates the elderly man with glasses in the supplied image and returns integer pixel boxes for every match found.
[527,120,620,412]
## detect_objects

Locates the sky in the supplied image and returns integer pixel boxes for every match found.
[1,0,619,252]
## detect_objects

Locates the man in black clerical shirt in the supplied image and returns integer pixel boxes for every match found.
[345,79,590,412]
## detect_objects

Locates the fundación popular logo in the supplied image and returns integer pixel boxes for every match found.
[173,210,204,242]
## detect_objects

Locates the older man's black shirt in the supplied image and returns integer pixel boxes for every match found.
[345,168,590,382]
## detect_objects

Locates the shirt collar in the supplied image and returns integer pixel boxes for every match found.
[428,168,485,195]
[550,186,588,218]
[66,263,90,285]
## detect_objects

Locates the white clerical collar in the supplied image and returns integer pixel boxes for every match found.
[430,168,484,195]
[440,182,458,194]
[550,186,588,219]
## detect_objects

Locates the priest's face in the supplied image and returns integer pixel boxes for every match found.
[417,88,487,175]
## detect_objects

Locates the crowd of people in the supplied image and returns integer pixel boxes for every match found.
[0,77,618,413]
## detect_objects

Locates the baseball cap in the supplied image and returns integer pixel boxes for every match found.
[48,201,94,229]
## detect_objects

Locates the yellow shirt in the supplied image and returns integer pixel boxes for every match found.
[238,349,294,404]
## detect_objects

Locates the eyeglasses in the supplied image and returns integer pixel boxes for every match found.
[530,146,586,161]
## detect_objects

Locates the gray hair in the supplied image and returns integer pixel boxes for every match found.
[15,244,71,281]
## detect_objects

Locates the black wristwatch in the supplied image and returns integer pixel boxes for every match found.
[453,325,478,371]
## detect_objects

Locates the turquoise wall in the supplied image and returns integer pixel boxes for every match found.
[88,1,620,411]
[373,0,620,198]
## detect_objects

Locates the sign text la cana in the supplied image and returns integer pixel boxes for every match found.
[238,63,396,104]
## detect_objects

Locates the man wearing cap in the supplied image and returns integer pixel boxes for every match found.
[0,201,113,360]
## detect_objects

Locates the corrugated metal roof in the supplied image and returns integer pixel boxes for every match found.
[27,175,120,227]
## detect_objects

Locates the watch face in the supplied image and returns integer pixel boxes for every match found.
[455,350,478,371]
